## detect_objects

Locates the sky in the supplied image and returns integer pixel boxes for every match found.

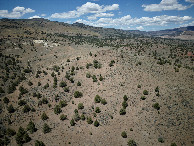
[0,0,194,31]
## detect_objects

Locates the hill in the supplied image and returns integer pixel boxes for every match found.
[0,18,194,146]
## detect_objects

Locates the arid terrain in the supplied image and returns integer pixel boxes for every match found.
[0,18,194,146]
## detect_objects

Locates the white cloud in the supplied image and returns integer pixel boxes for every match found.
[0,6,35,18]
[185,0,194,3]
[41,14,46,17]
[28,15,41,19]
[142,0,193,11]
[87,12,114,20]
[136,26,144,30]
[180,21,194,27]
[51,2,119,19]
[76,15,192,29]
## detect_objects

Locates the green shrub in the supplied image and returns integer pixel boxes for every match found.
[155,86,159,92]
[158,137,164,143]
[6,128,16,136]
[43,83,49,89]
[3,97,9,104]
[92,75,98,82]
[0,87,5,93]
[78,103,84,109]
[19,86,28,95]
[143,90,148,95]
[109,60,115,67]
[77,81,81,86]
[23,105,31,113]
[81,114,85,120]
[94,120,100,127]
[35,140,45,146]
[95,107,101,113]
[140,96,146,100]
[123,95,128,101]
[120,108,126,115]
[18,100,27,106]
[122,101,128,109]
[74,91,83,98]
[74,113,80,122]
[28,81,33,86]
[15,127,31,145]
[94,95,101,103]
[26,121,37,134]
[42,123,51,134]
[99,75,103,81]
[64,87,69,92]
[152,103,160,110]
[70,119,75,126]
[7,104,15,113]
[42,98,48,104]
[86,73,91,78]
[54,105,62,114]
[60,114,67,121]
[127,139,136,146]
[41,112,49,121]
[59,100,67,108]
[121,131,127,138]
[87,117,93,124]
[137,84,141,88]
[101,98,107,105]
[171,143,177,146]
[59,81,67,87]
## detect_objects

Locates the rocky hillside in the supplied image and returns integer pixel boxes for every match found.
[0,18,194,146]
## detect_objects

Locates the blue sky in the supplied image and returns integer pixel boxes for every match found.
[0,0,194,31]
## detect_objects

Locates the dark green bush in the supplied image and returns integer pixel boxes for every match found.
[171,143,177,146]
[19,86,28,95]
[26,121,37,134]
[122,101,128,109]
[23,105,31,113]
[59,100,67,108]
[121,131,127,138]
[81,114,85,120]
[59,81,67,87]
[120,108,126,115]
[140,96,146,100]
[74,91,83,98]
[92,75,98,82]
[123,95,128,101]
[3,97,9,104]
[35,140,45,146]
[153,103,160,110]
[94,120,99,127]
[41,112,49,121]
[15,127,31,145]
[127,139,136,146]
[101,98,107,105]
[95,107,101,113]
[6,128,16,136]
[7,104,15,113]
[78,103,84,109]
[143,90,148,95]
[70,119,75,126]
[77,81,81,86]
[54,105,62,114]
[94,95,101,103]
[158,137,164,143]
[42,123,51,134]
[87,117,93,124]
[60,114,67,121]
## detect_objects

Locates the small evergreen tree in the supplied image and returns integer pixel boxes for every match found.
[26,121,37,134]
[42,123,51,134]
